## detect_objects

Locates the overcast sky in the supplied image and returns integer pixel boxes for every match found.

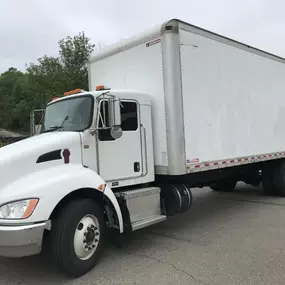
[0,0,284,73]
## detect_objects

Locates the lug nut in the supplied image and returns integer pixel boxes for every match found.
[77,223,83,231]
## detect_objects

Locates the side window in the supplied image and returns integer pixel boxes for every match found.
[121,101,138,131]
[98,100,139,141]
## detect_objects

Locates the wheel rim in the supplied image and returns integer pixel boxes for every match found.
[73,214,100,260]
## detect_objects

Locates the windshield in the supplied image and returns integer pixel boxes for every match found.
[42,95,94,132]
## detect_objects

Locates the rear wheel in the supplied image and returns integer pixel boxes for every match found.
[262,164,277,195]
[51,199,106,277]
[272,160,285,197]
[210,179,237,192]
[161,184,192,216]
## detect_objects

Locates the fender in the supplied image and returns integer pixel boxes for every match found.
[0,164,124,233]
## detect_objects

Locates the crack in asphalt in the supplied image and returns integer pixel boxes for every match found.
[149,231,192,244]
[123,251,209,285]
[215,196,285,207]
[149,231,209,247]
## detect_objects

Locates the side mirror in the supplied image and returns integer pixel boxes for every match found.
[96,97,123,139]
[108,98,121,127]
[34,124,42,134]
[30,109,45,136]
[108,98,122,139]
[110,125,123,139]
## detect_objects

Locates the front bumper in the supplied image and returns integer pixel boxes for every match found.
[0,221,50,258]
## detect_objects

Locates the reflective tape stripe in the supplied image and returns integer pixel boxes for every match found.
[186,151,285,173]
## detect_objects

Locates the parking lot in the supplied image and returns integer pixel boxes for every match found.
[1,183,285,285]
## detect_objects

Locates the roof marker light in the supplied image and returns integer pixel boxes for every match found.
[64,88,82,96]
[96,85,110,91]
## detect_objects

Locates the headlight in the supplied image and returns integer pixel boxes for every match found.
[0,199,39,219]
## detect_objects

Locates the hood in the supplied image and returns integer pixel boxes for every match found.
[0,131,83,190]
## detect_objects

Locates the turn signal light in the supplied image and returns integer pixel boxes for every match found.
[98,184,105,191]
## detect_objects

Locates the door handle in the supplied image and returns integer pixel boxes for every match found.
[134,162,140,172]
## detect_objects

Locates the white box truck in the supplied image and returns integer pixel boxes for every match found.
[1,18,285,277]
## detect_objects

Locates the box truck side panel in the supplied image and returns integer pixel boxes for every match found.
[179,28,285,164]
[89,39,168,169]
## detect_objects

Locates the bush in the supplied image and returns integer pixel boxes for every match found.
[0,141,6,148]
[0,137,27,148]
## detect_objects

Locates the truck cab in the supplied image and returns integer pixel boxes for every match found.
[0,86,176,278]
[41,87,155,188]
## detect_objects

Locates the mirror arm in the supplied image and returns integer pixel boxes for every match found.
[89,129,97,136]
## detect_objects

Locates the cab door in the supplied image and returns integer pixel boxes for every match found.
[97,99,143,182]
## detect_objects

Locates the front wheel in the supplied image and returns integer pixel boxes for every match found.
[51,199,106,277]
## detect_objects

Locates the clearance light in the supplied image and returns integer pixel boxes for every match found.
[64,88,82,96]
[96,85,110,91]
[52,97,59,101]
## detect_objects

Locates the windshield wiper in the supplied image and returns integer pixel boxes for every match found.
[43,126,63,133]
[43,116,69,133]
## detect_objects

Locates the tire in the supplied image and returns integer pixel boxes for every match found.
[272,160,285,197]
[210,180,237,192]
[160,184,192,216]
[262,164,277,195]
[161,184,182,216]
[51,199,106,277]
[177,184,193,214]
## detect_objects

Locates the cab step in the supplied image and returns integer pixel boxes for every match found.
[115,186,166,231]
[131,214,166,231]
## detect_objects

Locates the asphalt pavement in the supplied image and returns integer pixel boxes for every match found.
[1,183,285,285]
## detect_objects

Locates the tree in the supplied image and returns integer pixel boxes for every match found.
[59,32,95,90]
[26,32,95,105]
[26,55,66,107]
[0,68,29,131]
[0,32,96,133]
